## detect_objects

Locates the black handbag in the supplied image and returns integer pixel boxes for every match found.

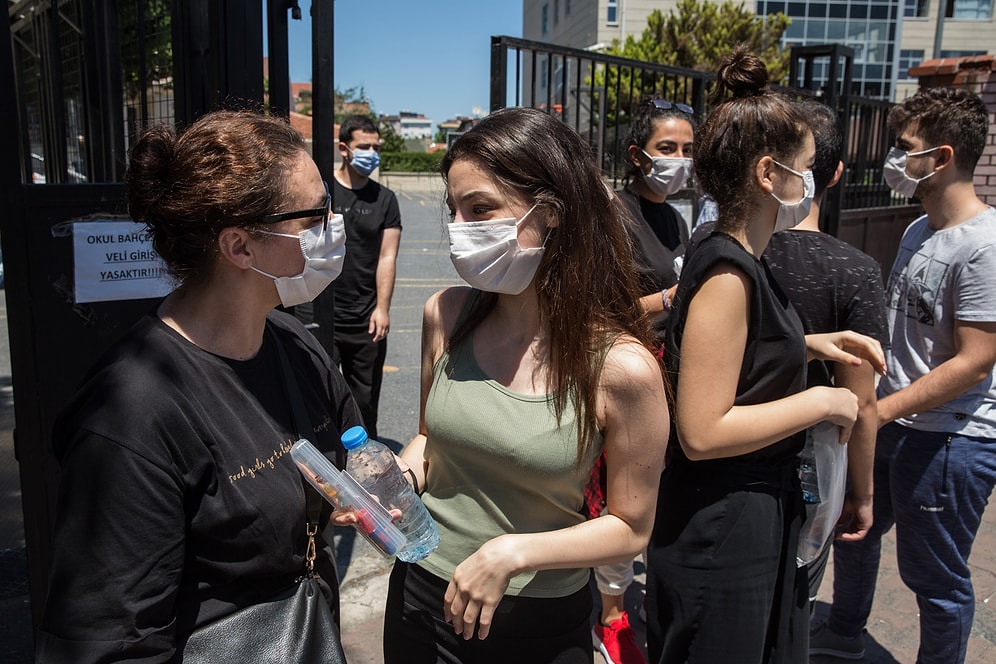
[182,324,347,663]
[181,561,345,663]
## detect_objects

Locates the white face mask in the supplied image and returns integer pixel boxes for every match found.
[770,159,816,233]
[251,214,347,307]
[641,152,693,198]
[446,205,546,295]
[883,146,938,198]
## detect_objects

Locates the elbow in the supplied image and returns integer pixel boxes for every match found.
[678,433,717,461]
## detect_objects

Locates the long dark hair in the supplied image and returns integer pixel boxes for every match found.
[440,107,659,462]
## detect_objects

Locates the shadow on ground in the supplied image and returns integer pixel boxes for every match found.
[810,601,901,664]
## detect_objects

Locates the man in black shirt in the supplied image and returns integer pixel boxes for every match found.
[759,102,889,659]
[330,115,402,437]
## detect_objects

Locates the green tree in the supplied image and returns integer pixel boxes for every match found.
[586,1,792,134]
[606,1,791,83]
[378,120,406,153]
[119,3,173,99]
[335,85,375,124]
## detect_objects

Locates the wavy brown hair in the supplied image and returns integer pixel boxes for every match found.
[440,107,660,463]
[125,110,307,286]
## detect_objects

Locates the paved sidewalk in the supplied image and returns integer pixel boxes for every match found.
[337,502,996,663]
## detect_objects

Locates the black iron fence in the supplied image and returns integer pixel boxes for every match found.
[9,0,175,186]
[489,35,904,222]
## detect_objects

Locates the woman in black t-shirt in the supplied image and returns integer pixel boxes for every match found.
[613,98,696,342]
[645,49,886,664]
[36,111,360,662]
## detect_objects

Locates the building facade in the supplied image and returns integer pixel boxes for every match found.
[386,111,434,139]
[521,0,993,101]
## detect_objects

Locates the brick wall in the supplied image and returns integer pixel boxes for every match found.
[910,55,996,207]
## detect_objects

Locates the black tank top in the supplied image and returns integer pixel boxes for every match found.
[664,231,807,483]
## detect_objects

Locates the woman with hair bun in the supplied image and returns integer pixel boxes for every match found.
[36,110,358,661]
[645,48,886,663]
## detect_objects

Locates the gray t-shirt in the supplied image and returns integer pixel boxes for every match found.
[879,207,996,437]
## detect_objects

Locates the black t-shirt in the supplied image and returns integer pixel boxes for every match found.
[332,177,402,327]
[614,187,690,337]
[665,232,807,471]
[764,229,890,387]
[37,309,361,662]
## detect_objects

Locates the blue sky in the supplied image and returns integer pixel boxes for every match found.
[282,1,523,131]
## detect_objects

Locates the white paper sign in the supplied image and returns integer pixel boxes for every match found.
[73,221,174,303]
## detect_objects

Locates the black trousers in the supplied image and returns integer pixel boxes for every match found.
[331,324,387,438]
[383,562,594,664]
[646,463,809,664]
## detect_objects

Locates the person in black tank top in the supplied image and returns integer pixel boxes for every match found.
[644,48,886,664]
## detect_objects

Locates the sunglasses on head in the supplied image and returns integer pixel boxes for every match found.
[651,99,695,115]
[259,181,331,230]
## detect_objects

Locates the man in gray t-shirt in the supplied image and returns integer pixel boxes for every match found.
[812,87,996,664]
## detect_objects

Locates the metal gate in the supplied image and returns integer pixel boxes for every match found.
[488,35,921,267]
[1,0,335,635]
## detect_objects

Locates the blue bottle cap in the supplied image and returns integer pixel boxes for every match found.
[341,425,369,450]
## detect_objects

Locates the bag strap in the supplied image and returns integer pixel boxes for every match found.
[267,320,323,571]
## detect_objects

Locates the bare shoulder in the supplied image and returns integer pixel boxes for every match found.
[600,335,665,395]
[422,286,474,346]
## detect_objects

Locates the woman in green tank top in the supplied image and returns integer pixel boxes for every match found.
[383,107,671,663]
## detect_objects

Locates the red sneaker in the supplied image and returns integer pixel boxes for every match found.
[592,611,647,664]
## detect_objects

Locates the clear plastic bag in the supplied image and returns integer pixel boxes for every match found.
[796,421,848,567]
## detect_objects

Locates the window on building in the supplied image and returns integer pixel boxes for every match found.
[904,0,930,16]
[607,0,618,25]
[566,0,571,15]
[542,3,549,34]
[554,0,559,25]
[898,49,924,78]
[945,0,992,18]
[940,49,987,56]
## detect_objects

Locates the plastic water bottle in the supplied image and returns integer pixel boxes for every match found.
[342,426,439,562]
[799,441,821,505]
[797,427,829,566]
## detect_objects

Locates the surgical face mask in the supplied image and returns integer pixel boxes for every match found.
[770,159,816,233]
[446,205,546,295]
[883,146,939,198]
[251,213,346,307]
[347,146,380,177]
[641,151,693,197]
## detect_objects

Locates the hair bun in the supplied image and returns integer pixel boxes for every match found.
[124,124,177,224]
[716,45,770,100]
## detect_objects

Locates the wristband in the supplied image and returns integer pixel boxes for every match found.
[405,467,421,495]
[662,289,672,311]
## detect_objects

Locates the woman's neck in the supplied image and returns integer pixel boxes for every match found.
[158,282,271,360]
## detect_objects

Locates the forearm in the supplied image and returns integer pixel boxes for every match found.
[373,262,397,314]
[878,355,991,425]
[639,290,670,316]
[400,433,427,491]
[846,401,876,500]
[835,361,876,500]
[374,228,401,315]
[679,387,836,460]
[488,511,651,578]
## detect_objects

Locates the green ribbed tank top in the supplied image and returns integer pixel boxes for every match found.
[417,303,603,597]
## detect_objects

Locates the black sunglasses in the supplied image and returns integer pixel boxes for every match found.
[651,99,695,115]
[260,181,331,230]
